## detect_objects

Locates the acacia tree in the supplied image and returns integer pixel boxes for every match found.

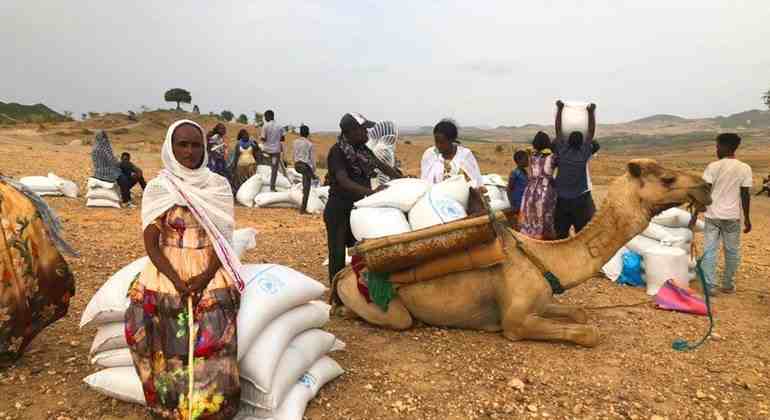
[763,88,770,109]
[237,114,248,124]
[164,88,192,110]
[220,110,234,122]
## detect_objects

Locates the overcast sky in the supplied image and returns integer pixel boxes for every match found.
[2,1,769,129]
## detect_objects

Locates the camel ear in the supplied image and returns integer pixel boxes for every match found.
[628,162,643,178]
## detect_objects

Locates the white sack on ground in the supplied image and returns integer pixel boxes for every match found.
[270,356,344,420]
[350,207,411,241]
[237,265,327,360]
[288,186,326,214]
[91,348,133,368]
[354,178,429,212]
[81,229,257,328]
[236,175,264,207]
[431,175,470,210]
[641,223,687,244]
[287,168,303,184]
[83,367,145,405]
[408,191,467,231]
[257,165,293,190]
[643,245,690,295]
[254,191,296,208]
[482,174,507,188]
[20,173,79,197]
[559,101,589,137]
[86,198,122,208]
[90,322,128,355]
[239,302,331,391]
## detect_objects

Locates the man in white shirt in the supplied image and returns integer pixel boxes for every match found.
[259,109,285,191]
[701,133,752,295]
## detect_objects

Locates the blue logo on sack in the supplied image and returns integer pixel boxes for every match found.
[256,273,285,295]
[299,373,317,388]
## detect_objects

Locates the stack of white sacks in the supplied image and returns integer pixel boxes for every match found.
[236,165,328,214]
[18,173,79,198]
[350,174,510,241]
[85,177,122,208]
[81,228,345,420]
[602,208,705,295]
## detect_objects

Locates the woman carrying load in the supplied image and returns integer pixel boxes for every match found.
[125,120,244,419]
[420,119,483,189]
[325,112,403,305]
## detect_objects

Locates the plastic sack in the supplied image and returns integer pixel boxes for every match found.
[239,302,331,392]
[86,198,122,208]
[257,165,293,190]
[91,348,133,368]
[652,208,705,232]
[654,280,707,316]
[559,101,589,137]
[602,246,628,281]
[431,175,470,210]
[237,265,327,360]
[83,367,145,405]
[254,191,296,208]
[354,178,429,212]
[408,190,467,231]
[350,207,411,241]
[90,322,127,355]
[617,250,644,287]
[236,175,264,207]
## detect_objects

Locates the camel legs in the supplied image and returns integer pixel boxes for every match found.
[503,314,599,347]
[336,268,413,330]
[540,303,589,324]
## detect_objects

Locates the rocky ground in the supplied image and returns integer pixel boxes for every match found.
[0,128,768,420]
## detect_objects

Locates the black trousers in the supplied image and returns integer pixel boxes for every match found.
[324,199,354,304]
[294,162,315,212]
[554,192,596,239]
[117,171,146,203]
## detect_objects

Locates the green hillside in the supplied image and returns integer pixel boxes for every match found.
[0,101,69,123]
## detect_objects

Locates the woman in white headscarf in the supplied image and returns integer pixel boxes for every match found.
[420,119,483,188]
[125,120,244,420]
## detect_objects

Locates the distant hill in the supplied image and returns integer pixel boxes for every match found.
[714,109,770,129]
[630,114,688,124]
[0,101,68,123]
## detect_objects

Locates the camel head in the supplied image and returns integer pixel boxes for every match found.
[626,159,712,217]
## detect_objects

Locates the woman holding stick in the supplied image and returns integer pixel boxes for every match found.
[125,119,244,419]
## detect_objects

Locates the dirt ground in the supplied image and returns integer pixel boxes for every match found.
[0,120,768,420]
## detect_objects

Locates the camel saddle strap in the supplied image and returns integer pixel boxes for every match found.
[390,239,506,285]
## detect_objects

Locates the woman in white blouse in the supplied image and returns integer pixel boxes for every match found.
[420,119,483,188]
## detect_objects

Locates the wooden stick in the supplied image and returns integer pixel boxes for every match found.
[187,296,194,418]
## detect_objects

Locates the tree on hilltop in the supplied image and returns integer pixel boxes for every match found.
[164,88,192,110]
[237,114,248,124]
[220,110,234,122]
[763,88,770,109]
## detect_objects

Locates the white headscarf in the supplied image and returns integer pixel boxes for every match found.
[142,119,245,291]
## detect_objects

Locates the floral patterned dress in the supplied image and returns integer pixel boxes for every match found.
[0,181,74,366]
[519,152,557,240]
[125,206,240,420]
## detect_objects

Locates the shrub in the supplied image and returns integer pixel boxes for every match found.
[495,144,504,153]
[404,140,412,145]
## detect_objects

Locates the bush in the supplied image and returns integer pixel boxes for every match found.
[80,128,93,135]
[112,128,130,135]
[404,140,412,145]
[495,144,505,153]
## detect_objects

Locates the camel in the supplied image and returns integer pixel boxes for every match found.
[336,159,712,347]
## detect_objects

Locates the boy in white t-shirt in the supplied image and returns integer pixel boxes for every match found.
[701,133,752,295]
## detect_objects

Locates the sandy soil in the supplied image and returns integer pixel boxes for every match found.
[0,118,768,420]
